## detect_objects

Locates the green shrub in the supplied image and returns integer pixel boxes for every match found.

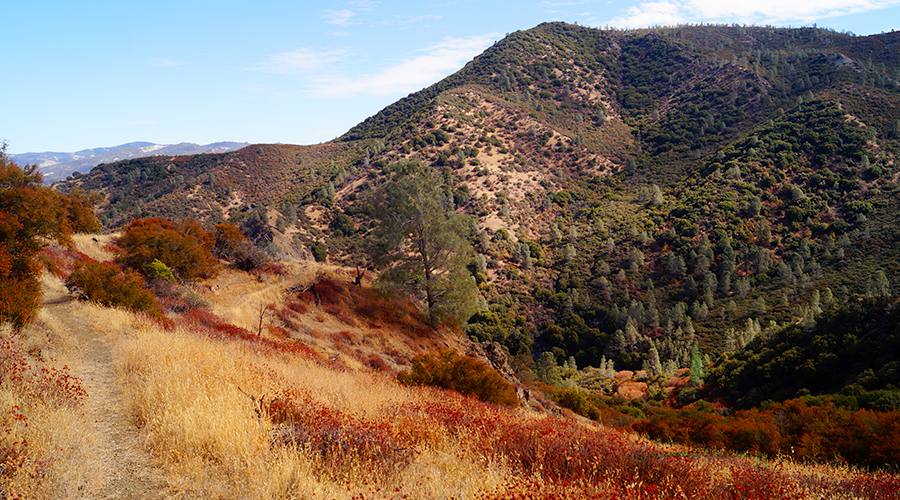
[397,350,518,407]
[65,261,161,317]
[555,387,601,420]
[144,259,175,282]
[311,241,328,262]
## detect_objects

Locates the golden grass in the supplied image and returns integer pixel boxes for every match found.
[0,303,103,498]
[72,299,513,499]
[9,237,895,499]
[71,232,116,262]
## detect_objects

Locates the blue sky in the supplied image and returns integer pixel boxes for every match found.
[3,0,899,154]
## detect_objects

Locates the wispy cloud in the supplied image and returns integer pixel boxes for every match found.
[609,0,900,28]
[608,1,684,28]
[348,0,378,9]
[252,48,349,75]
[149,57,186,68]
[309,33,498,98]
[323,9,358,27]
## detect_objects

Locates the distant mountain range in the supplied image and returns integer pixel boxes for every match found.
[11,141,249,183]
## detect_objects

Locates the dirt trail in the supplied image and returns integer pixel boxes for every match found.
[42,293,171,500]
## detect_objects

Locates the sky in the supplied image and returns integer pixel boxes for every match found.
[3,0,900,154]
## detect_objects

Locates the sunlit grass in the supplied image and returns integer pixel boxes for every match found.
[0,306,102,499]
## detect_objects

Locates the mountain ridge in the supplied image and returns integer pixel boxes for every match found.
[57,22,900,400]
[12,141,250,183]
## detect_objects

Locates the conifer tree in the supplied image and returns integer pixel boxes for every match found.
[647,346,662,376]
[689,344,705,386]
[370,161,478,327]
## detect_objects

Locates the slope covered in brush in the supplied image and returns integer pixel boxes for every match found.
[56,23,900,408]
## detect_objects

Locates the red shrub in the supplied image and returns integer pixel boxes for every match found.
[637,398,900,469]
[367,353,389,371]
[1,151,99,327]
[286,300,308,314]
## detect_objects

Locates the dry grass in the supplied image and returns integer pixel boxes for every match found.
[7,237,899,499]
[75,295,899,499]
[70,233,117,262]
[199,263,466,373]
[0,282,103,498]
[74,298,508,499]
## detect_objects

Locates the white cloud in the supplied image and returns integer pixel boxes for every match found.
[323,9,358,27]
[348,0,378,9]
[252,48,349,75]
[609,1,685,28]
[308,34,498,98]
[609,0,900,28]
[684,0,900,23]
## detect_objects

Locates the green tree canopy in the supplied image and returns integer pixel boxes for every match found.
[369,161,478,327]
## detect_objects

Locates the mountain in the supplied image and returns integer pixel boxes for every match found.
[13,141,250,183]
[58,23,900,405]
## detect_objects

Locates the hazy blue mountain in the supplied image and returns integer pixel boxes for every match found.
[11,141,249,183]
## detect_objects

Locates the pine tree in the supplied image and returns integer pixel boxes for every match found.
[647,346,662,376]
[689,344,704,386]
[370,161,478,327]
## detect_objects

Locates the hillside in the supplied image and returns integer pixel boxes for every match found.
[3,235,898,498]
[14,141,249,183]
[56,22,900,405]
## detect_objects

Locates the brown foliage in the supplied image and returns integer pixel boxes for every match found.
[116,217,219,281]
[636,398,900,469]
[1,147,100,327]
[214,222,270,271]
[65,260,162,317]
[398,350,519,407]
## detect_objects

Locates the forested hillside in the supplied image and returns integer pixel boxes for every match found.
[58,22,900,413]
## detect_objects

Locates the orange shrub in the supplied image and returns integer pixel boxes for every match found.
[116,217,218,281]
[63,189,102,233]
[65,261,161,317]
[636,398,900,469]
[214,222,270,271]
[1,148,98,327]
[398,350,519,407]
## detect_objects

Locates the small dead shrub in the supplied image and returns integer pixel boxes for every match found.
[367,353,389,372]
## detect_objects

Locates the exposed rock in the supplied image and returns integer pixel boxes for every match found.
[467,341,518,384]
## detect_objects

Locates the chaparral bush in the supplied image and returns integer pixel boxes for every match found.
[65,260,161,318]
[1,145,99,328]
[397,349,518,407]
[116,217,218,281]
